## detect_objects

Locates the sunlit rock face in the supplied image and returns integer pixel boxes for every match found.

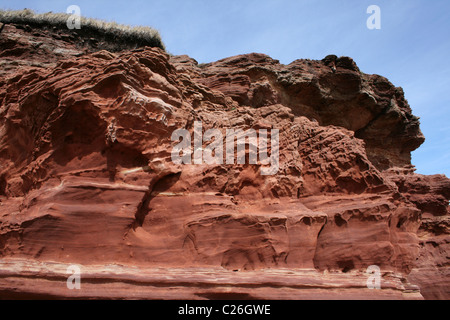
[0,23,448,300]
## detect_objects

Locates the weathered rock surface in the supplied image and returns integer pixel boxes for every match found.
[0,23,448,299]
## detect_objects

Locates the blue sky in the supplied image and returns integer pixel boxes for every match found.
[1,0,449,177]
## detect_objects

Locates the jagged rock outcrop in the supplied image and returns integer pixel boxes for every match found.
[0,22,448,299]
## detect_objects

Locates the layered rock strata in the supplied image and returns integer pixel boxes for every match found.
[0,23,448,299]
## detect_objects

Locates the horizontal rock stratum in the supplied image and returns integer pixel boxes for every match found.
[0,22,448,300]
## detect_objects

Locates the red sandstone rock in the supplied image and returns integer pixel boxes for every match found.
[0,23,448,299]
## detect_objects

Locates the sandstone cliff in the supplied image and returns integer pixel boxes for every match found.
[0,21,448,299]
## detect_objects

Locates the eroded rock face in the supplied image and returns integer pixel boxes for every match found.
[0,23,448,299]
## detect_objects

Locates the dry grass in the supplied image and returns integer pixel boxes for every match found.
[0,8,165,50]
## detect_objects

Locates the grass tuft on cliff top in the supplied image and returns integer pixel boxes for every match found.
[0,8,165,51]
